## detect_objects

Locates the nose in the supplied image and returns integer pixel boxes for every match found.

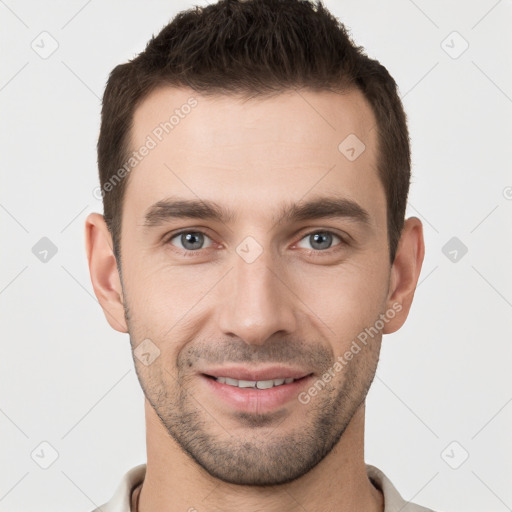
[216,244,297,346]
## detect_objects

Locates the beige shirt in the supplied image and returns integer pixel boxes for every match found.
[92,463,436,512]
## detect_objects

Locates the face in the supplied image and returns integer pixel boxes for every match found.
[117,86,394,485]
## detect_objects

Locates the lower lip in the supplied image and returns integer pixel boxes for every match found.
[200,374,313,413]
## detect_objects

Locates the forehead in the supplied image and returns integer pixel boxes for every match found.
[124,86,384,230]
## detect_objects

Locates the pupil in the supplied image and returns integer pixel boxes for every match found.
[183,232,203,250]
[312,232,331,250]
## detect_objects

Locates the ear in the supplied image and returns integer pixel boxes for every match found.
[84,213,128,333]
[383,216,425,334]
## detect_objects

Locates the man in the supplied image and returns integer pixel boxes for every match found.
[85,0,432,510]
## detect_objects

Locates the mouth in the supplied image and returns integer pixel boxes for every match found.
[202,374,311,389]
[200,372,314,413]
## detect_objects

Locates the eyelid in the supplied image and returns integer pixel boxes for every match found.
[165,229,216,249]
[294,230,344,249]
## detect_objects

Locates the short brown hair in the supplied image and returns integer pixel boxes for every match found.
[97,0,411,266]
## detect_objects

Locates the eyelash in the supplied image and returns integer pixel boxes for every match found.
[163,229,347,258]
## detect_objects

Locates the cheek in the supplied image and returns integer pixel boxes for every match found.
[299,256,389,343]
[124,257,220,336]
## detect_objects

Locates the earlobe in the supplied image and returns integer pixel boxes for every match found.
[383,217,425,335]
[84,213,128,333]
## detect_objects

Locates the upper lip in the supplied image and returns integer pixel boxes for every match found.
[201,366,312,381]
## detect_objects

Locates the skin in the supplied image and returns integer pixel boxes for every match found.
[85,86,424,512]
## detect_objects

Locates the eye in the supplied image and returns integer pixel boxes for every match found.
[296,230,344,252]
[164,229,346,257]
[166,230,214,252]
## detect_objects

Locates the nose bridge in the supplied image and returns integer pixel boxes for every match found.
[217,237,296,345]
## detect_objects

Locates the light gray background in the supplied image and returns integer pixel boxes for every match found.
[1,1,511,511]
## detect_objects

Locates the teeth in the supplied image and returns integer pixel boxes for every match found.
[238,380,257,388]
[214,376,298,388]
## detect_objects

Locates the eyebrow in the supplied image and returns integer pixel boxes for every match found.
[142,195,371,231]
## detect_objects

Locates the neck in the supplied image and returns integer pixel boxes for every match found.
[136,400,383,512]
